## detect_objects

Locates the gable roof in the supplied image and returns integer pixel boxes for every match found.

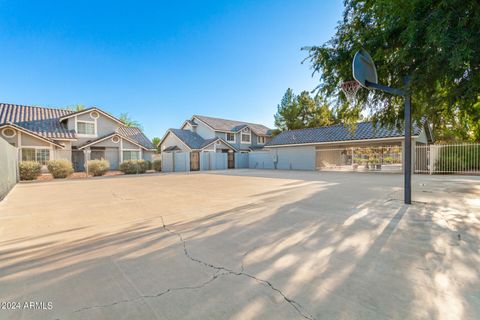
[166,129,237,151]
[58,107,124,125]
[0,103,76,139]
[116,126,156,149]
[78,131,155,150]
[0,123,65,148]
[266,121,425,147]
[193,115,272,136]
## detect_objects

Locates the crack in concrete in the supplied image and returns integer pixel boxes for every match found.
[72,217,315,320]
[160,217,316,320]
[72,270,227,314]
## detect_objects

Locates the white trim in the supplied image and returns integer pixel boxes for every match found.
[226,132,236,143]
[0,124,64,148]
[78,133,150,150]
[120,138,123,162]
[111,136,120,143]
[2,127,16,138]
[257,136,266,145]
[241,128,251,144]
[201,138,238,152]
[265,136,420,148]
[76,119,97,137]
[90,111,100,119]
[59,107,124,125]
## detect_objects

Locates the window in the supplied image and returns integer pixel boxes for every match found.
[77,121,96,136]
[226,132,235,142]
[22,148,50,165]
[2,128,16,138]
[241,129,251,143]
[123,151,140,161]
[257,136,266,144]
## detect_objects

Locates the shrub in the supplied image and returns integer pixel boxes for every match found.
[119,160,147,174]
[87,159,110,176]
[153,159,162,172]
[47,160,74,178]
[19,161,42,181]
[435,145,480,172]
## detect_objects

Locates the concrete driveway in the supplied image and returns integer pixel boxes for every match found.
[0,170,479,320]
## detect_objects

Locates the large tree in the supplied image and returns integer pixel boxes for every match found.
[304,0,480,141]
[274,88,337,132]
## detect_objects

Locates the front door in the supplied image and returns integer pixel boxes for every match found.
[190,152,200,171]
[227,151,235,169]
[72,151,85,172]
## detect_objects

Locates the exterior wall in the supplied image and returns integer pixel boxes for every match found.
[21,134,51,147]
[416,130,428,144]
[0,137,18,200]
[143,151,154,162]
[193,119,216,139]
[160,132,190,152]
[271,146,316,170]
[122,139,139,150]
[249,151,275,169]
[67,111,123,147]
[1,128,18,146]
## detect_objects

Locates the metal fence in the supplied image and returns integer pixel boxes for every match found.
[415,143,480,175]
[0,139,19,200]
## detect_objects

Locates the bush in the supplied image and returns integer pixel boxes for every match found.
[435,145,480,172]
[19,161,42,181]
[87,159,110,176]
[119,160,147,174]
[153,159,162,172]
[47,160,74,178]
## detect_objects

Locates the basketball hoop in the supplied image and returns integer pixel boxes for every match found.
[341,80,360,104]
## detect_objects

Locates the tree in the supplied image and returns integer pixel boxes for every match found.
[119,113,142,129]
[151,137,161,152]
[303,0,480,141]
[274,89,338,132]
[66,104,86,111]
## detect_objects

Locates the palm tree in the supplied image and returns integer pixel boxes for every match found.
[119,113,142,129]
[66,104,86,111]
[151,137,161,147]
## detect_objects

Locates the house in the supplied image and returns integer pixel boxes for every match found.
[159,115,272,171]
[0,103,156,171]
[259,121,433,171]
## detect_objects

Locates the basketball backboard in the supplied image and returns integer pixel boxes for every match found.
[353,49,378,88]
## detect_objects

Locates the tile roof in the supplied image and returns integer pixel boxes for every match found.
[168,129,236,151]
[0,103,76,139]
[0,103,155,149]
[116,126,156,149]
[169,129,212,150]
[193,115,272,136]
[266,121,424,146]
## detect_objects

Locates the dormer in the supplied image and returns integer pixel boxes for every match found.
[181,119,198,133]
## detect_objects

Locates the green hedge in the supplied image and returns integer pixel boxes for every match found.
[47,160,74,178]
[87,159,110,176]
[19,161,42,181]
[435,145,480,172]
[153,159,161,172]
[119,160,148,174]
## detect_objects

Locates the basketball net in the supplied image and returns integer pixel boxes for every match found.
[341,80,360,105]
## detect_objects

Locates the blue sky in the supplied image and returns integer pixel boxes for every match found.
[0,1,343,138]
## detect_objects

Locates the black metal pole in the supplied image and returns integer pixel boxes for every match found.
[404,80,412,204]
